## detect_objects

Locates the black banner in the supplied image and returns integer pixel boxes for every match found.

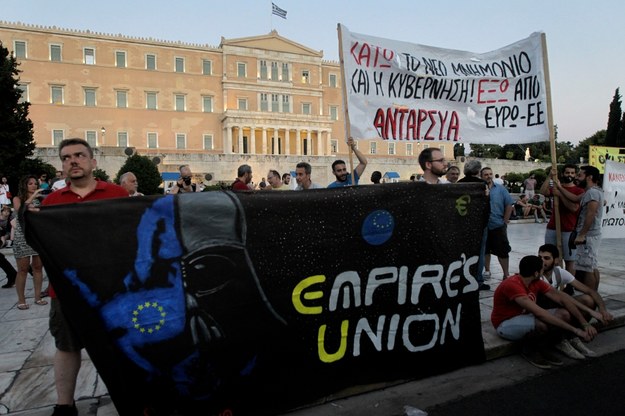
[26,182,488,415]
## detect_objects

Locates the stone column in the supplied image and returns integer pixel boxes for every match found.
[296,129,301,155]
[317,129,324,156]
[225,126,232,154]
[238,127,244,154]
[250,127,256,154]
[285,129,290,155]
[262,128,267,154]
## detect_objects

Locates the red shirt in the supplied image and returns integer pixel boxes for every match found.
[546,185,584,232]
[42,180,129,298]
[231,179,249,191]
[491,274,552,329]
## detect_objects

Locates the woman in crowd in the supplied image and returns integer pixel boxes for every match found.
[12,175,47,310]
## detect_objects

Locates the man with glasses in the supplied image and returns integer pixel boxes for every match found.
[418,148,448,184]
[266,170,288,190]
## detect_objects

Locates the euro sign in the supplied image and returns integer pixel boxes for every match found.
[455,195,471,216]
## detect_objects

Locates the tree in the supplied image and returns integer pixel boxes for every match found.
[114,154,162,195]
[0,41,37,192]
[618,111,625,147]
[570,130,606,164]
[605,88,622,146]
[93,168,110,182]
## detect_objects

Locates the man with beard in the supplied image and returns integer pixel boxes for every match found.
[327,137,368,188]
[417,147,447,184]
[38,138,128,416]
[540,164,585,274]
[232,164,253,191]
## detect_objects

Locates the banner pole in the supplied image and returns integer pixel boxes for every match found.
[337,24,355,184]
[541,33,562,260]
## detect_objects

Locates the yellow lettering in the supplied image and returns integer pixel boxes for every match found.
[318,320,349,363]
[292,275,326,315]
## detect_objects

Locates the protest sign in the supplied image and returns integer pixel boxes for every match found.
[589,145,625,173]
[602,160,625,239]
[338,25,550,145]
[26,183,487,415]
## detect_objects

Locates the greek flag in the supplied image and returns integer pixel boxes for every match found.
[272,2,287,19]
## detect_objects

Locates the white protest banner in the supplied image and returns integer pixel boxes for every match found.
[602,160,625,239]
[338,25,550,144]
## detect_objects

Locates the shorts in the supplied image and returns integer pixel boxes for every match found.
[544,229,576,261]
[575,234,600,272]
[486,225,511,258]
[49,298,84,352]
[496,309,557,341]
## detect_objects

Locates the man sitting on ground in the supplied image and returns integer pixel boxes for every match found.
[491,255,600,369]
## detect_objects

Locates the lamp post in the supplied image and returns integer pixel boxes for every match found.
[101,127,106,145]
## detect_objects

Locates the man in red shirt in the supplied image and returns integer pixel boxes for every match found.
[491,255,598,370]
[232,164,253,191]
[540,164,585,274]
[41,138,128,416]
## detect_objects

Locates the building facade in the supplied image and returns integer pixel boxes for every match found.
[1,21,452,185]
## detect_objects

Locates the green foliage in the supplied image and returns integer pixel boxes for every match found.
[93,168,110,182]
[606,88,622,146]
[114,153,162,195]
[0,41,38,193]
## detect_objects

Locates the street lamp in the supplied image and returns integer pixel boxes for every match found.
[101,127,106,145]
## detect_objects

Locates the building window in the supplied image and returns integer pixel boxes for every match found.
[202,96,213,113]
[238,98,247,111]
[330,139,338,154]
[302,103,311,115]
[116,90,128,108]
[388,142,396,155]
[237,62,246,78]
[116,51,127,68]
[329,73,337,87]
[117,131,128,147]
[13,41,26,58]
[175,94,186,112]
[176,133,186,149]
[84,47,95,65]
[330,105,338,121]
[282,63,289,81]
[52,129,65,146]
[271,61,279,80]
[84,88,96,107]
[370,142,377,154]
[203,134,214,150]
[271,94,279,112]
[85,130,97,147]
[259,60,267,80]
[260,93,268,111]
[202,59,212,75]
[175,57,185,73]
[147,132,158,149]
[302,70,310,84]
[406,143,413,156]
[51,86,64,104]
[50,44,62,62]
[17,84,29,103]
[146,92,157,110]
[146,54,156,70]
[282,95,290,113]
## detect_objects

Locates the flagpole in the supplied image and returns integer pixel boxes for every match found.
[337,24,355,184]
[541,33,563,260]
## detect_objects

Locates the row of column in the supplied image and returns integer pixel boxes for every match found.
[223,126,331,156]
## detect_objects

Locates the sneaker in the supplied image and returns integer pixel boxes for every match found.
[51,403,77,416]
[483,271,491,280]
[569,337,597,357]
[521,350,552,369]
[478,283,491,291]
[555,339,585,360]
[540,349,563,366]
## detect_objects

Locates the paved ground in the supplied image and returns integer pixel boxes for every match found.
[0,221,623,415]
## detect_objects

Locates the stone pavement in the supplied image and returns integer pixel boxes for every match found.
[0,222,623,415]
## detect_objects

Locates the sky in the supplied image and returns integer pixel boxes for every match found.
[2,0,624,145]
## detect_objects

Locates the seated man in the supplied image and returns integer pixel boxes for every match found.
[491,255,601,369]
[530,194,548,223]
[514,194,535,219]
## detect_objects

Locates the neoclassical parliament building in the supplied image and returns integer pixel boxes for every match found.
[0,21,450,185]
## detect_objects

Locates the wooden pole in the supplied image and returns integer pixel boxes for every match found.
[541,33,562,261]
[337,24,355,184]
